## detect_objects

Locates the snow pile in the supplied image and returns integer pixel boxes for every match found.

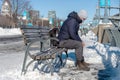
[0,27,22,36]
[81,30,97,42]
[82,30,120,80]
[86,44,120,80]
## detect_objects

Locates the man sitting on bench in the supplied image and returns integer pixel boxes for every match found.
[58,10,90,71]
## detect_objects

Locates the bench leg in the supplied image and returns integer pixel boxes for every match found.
[58,50,68,67]
[26,60,34,69]
[65,50,68,58]
[21,45,33,75]
[57,54,63,66]
[21,49,28,75]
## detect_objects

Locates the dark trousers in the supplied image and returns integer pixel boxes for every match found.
[59,39,83,61]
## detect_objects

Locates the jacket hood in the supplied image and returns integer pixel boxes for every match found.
[68,11,82,23]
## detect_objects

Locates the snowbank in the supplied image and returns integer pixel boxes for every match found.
[0,27,22,36]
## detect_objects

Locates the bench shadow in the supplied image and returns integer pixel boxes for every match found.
[87,43,120,80]
[32,52,76,74]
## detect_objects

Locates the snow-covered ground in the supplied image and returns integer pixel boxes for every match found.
[0,27,120,80]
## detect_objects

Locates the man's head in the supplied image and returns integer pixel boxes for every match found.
[78,9,87,21]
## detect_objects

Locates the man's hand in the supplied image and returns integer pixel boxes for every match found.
[82,42,85,47]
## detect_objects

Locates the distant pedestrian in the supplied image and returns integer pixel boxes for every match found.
[58,10,90,71]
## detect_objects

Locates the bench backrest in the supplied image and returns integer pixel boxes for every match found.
[20,25,51,45]
[20,25,60,46]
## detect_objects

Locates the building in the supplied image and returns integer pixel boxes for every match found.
[1,0,12,17]
[0,15,15,28]
[48,11,56,19]
[27,10,39,25]
[0,0,15,27]
[38,18,49,26]
[29,10,40,20]
[48,11,56,27]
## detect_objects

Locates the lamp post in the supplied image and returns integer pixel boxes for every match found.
[103,0,109,23]
[98,0,100,22]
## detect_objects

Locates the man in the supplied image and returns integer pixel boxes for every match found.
[58,10,90,71]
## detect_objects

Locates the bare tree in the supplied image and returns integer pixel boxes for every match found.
[10,0,32,26]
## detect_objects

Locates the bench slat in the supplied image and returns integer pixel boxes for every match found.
[31,47,66,60]
[21,26,50,30]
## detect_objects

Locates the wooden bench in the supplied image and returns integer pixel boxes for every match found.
[20,25,67,75]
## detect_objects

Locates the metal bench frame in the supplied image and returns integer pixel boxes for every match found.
[110,28,120,47]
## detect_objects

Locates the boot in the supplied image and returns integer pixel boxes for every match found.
[82,61,90,67]
[81,56,90,67]
[76,60,90,71]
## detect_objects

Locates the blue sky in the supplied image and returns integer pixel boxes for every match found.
[30,0,119,22]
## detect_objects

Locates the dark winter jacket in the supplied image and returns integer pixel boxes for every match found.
[58,11,82,42]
